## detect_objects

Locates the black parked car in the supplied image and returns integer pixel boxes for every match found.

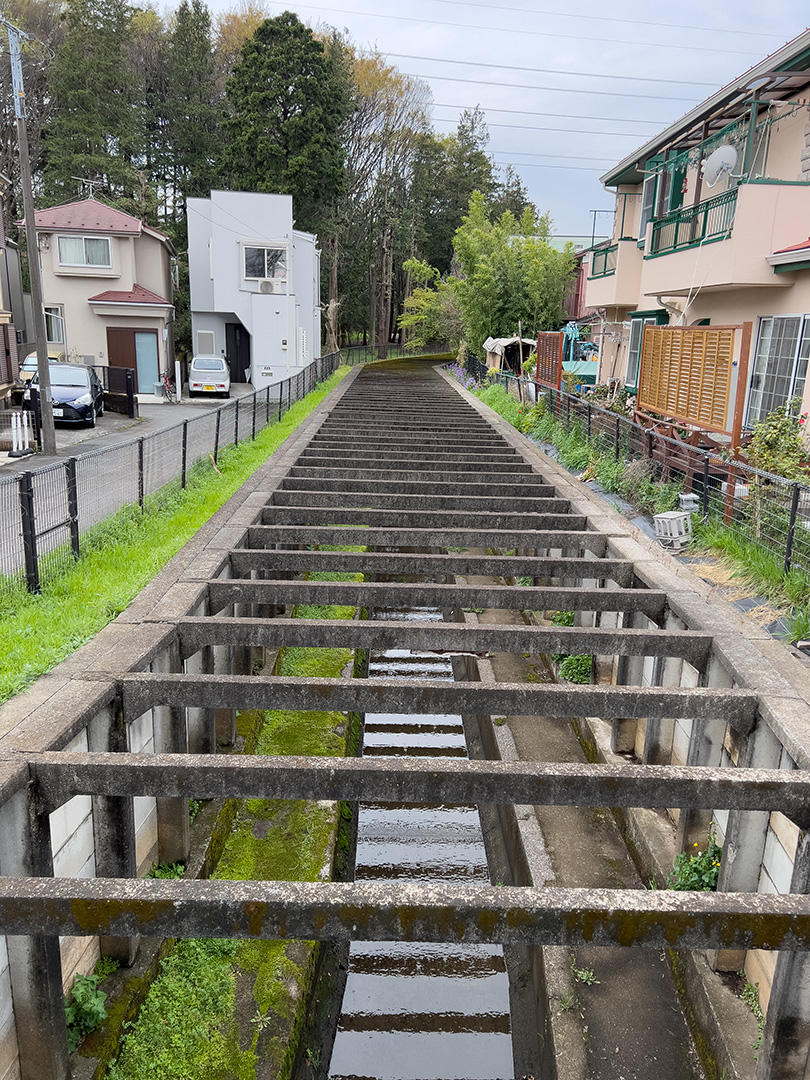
[23,363,104,426]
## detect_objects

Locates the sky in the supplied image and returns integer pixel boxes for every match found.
[204,0,810,237]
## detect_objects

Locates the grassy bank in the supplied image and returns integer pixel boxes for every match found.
[0,366,351,705]
[100,565,363,1079]
[470,381,810,636]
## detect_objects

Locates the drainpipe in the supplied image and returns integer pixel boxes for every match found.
[656,295,686,325]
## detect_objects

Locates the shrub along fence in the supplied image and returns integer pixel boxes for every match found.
[0,345,446,600]
[464,358,810,582]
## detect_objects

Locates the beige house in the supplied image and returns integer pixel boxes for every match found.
[30,199,175,394]
[585,27,810,430]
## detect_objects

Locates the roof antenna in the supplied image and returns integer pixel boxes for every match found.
[71,177,102,200]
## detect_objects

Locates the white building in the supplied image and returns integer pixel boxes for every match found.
[187,191,321,391]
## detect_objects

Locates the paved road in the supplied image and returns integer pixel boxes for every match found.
[0,382,259,476]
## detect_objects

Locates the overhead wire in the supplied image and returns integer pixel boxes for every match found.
[422,0,785,40]
[279,1,761,56]
[432,102,667,125]
[403,70,700,103]
[431,116,668,138]
[386,52,720,89]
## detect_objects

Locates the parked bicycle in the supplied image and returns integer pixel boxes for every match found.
[161,371,176,403]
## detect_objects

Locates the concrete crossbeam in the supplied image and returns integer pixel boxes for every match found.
[279,478,557,497]
[31,754,810,821]
[120,674,758,729]
[227,550,635,584]
[247,525,605,554]
[206,579,667,615]
[269,491,570,513]
[175,616,710,666]
[0,878,808,950]
[261,507,587,530]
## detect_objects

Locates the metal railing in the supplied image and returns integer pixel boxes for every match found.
[0,345,449,599]
[650,187,738,256]
[460,362,810,582]
[588,242,618,278]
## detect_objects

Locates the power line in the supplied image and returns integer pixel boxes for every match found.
[388,52,719,89]
[487,149,617,162]
[433,102,666,125]
[431,115,660,138]
[492,159,606,172]
[425,0,784,41]
[407,70,699,103]
[278,1,760,56]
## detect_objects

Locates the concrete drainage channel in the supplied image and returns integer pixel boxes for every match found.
[4,359,810,1079]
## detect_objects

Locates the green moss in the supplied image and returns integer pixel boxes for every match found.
[105,544,363,1079]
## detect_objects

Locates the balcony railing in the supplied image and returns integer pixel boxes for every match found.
[589,242,618,278]
[649,188,738,257]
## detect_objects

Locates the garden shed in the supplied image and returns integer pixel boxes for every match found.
[483,336,535,373]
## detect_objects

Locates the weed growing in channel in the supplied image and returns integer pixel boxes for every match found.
[667,832,722,891]
[65,973,109,1052]
[573,965,600,985]
[739,975,766,1052]
[146,862,185,879]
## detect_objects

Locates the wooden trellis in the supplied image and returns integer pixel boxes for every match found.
[534,331,564,391]
[638,325,740,436]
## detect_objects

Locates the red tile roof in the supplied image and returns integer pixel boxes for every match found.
[87,284,170,305]
[774,237,810,254]
[29,199,143,234]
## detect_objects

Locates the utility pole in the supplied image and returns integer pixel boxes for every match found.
[4,20,55,455]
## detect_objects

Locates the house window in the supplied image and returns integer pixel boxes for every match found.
[638,174,657,242]
[243,244,287,283]
[57,235,111,268]
[44,306,64,343]
[626,311,669,390]
[746,315,810,426]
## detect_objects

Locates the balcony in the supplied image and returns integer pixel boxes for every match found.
[637,182,810,301]
[648,189,738,257]
[584,239,643,309]
[589,243,617,278]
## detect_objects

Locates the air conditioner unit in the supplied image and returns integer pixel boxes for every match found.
[259,279,275,294]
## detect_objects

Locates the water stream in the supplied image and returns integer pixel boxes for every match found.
[327,607,515,1080]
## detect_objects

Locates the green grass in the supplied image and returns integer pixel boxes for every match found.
[105,548,362,1079]
[0,367,351,706]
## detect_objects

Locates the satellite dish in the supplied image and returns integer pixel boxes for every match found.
[702,144,738,188]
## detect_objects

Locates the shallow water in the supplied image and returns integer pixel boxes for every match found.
[327,608,514,1080]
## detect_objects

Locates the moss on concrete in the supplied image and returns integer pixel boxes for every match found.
[101,553,363,1079]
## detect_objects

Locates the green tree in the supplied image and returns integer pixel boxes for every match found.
[221,11,350,236]
[42,0,140,206]
[413,107,495,275]
[398,258,463,350]
[164,0,223,217]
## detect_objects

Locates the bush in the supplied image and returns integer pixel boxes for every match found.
[558,654,592,683]
[65,973,108,1052]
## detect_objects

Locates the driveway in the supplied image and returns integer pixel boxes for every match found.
[0,383,258,475]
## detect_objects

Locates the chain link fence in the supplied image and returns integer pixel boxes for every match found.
[463,358,810,582]
[0,345,447,600]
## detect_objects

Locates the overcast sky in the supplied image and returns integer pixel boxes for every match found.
[205,0,810,237]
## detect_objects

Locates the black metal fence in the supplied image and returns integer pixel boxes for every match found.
[464,361,810,581]
[0,348,402,599]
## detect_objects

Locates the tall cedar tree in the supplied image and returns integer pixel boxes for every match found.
[221,11,349,236]
[42,0,140,206]
[165,0,223,217]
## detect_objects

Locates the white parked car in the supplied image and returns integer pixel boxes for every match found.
[188,355,230,398]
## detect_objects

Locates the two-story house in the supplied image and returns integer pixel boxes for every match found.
[187,190,321,391]
[30,198,176,394]
[585,27,810,430]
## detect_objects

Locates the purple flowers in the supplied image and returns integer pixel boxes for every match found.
[443,362,480,391]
